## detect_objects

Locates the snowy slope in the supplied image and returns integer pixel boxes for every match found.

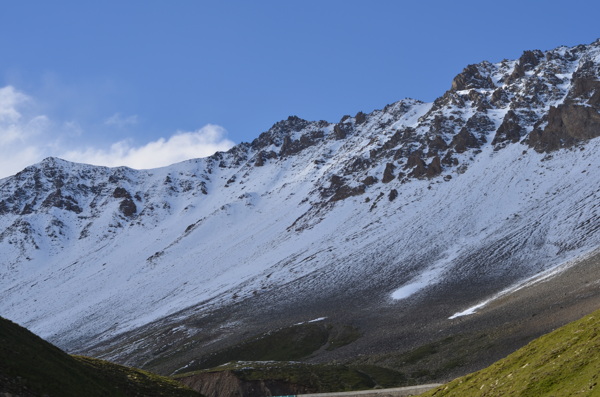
[2,40,600,361]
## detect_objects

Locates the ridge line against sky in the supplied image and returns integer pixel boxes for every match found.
[0,0,599,178]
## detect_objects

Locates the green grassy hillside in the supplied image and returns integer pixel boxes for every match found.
[420,307,600,396]
[0,316,200,397]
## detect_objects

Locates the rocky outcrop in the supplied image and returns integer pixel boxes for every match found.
[41,189,82,214]
[254,150,277,167]
[320,175,366,202]
[492,110,524,147]
[505,50,544,84]
[333,123,348,140]
[426,156,442,178]
[404,151,442,179]
[451,63,495,91]
[113,187,137,217]
[178,370,315,397]
[528,104,600,152]
[382,163,396,183]
[566,60,600,106]
[279,130,325,157]
[405,151,428,178]
[451,129,480,153]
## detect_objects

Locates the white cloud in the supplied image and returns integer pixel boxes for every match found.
[0,86,53,177]
[0,86,28,124]
[61,125,235,169]
[104,113,139,128]
[0,85,236,179]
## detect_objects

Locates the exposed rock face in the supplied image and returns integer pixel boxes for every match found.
[405,151,427,178]
[254,150,277,167]
[41,189,83,214]
[451,129,480,153]
[567,60,600,106]
[426,156,442,178]
[505,50,544,84]
[382,163,396,183]
[529,104,600,152]
[113,187,137,217]
[451,63,495,91]
[319,174,367,202]
[333,123,351,140]
[355,111,367,125]
[279,130,325,157]
[493,110,524,147]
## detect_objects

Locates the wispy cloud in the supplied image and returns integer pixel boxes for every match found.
[0,85,236,179]
[104,112,139,128]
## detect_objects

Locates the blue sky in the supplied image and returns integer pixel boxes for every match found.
[0,0,598,177]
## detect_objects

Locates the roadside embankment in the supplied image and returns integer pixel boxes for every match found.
[296,384,442,397]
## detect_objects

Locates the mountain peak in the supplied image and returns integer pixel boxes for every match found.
[3,40,600,383]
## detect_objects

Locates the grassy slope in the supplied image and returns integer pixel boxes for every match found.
[0,316,200,397]
[420,307,600,396]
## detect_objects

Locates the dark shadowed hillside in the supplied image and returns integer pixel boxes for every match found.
[0,316,200,397]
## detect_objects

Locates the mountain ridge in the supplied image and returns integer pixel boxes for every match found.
[2,39,600,379]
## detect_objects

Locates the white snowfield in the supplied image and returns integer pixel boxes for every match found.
[1,40,600,351]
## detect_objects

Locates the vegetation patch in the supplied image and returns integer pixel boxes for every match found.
[176,322,362,373]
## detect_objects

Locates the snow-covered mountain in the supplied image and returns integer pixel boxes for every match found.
[2,40,600,375]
